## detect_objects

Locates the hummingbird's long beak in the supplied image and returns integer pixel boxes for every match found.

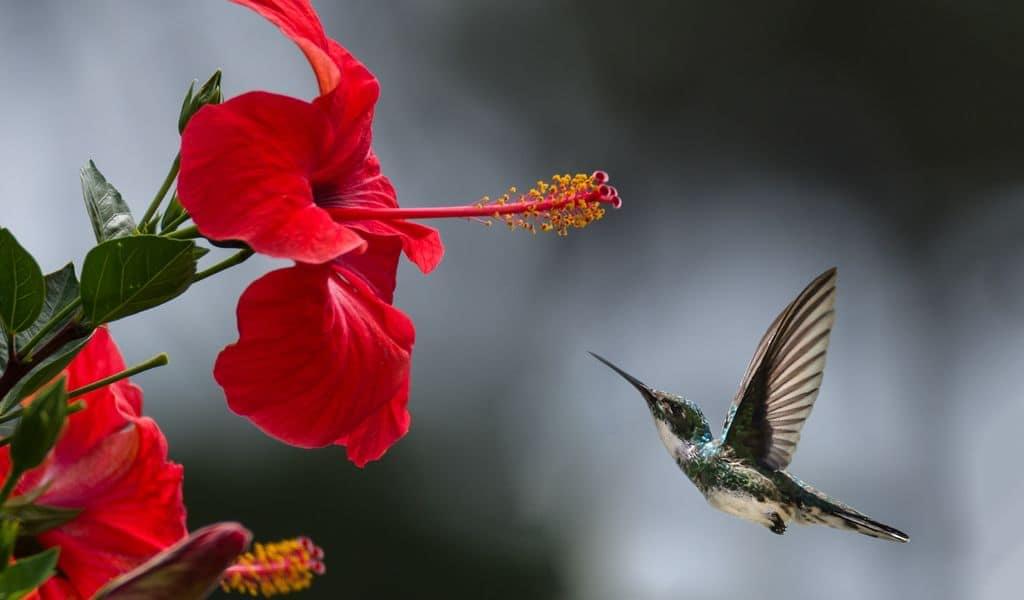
[588,352,656,402]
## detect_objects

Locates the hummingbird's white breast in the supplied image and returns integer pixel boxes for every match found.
[706,488,794,528]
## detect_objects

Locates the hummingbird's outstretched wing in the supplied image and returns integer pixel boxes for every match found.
[720,267,837,470]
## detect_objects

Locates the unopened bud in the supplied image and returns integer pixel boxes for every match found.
[178,70,223,134]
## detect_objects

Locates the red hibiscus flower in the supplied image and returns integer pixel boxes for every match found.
[178,0,620,466]
[4,328,186,599]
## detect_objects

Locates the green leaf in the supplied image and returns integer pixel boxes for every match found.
[15,264,79,351]
[81,161,137,243]
[0,332,91,413]
[2,503,80,537]
[0,520,17,574]
[159,196,186,232]
[0,547,59,599]
[10,379,68,473]
[80,236,197,325]
[0,335,8,376]
[0,230,45,335]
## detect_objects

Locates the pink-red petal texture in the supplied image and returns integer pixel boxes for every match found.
[214,264,413,465]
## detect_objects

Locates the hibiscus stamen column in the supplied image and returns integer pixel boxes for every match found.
[325,171,622,236]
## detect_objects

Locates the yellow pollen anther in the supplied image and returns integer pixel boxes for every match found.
[475,171,619,236]
[220,537,325,598]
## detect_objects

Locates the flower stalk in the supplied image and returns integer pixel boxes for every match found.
[139,154,181,232]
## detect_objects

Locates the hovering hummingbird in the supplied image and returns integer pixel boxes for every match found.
[591,268,908,542]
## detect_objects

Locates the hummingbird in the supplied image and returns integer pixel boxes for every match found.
[591,268,908,542]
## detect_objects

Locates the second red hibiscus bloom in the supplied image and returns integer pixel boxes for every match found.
[6,329,186,599]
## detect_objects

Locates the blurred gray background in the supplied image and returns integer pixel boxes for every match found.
[3,1,1023,598]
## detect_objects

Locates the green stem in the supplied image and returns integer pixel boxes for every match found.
[140,154,181,231]
[19,298,82,362]
[162,195,191,232]
[193,249,254,284]
[165,224,200,240]
[66,353,169,399]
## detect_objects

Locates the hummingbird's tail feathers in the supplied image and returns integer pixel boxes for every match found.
[784,476,909,543]
[798,505,909,543]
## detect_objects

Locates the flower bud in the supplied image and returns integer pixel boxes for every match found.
[178,70,223,134]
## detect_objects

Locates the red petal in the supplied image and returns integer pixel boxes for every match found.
[335,388,411,468]
[179,92,368,264]
[35,418,185,599]
[334,232,400,303]
[353,218,444,276]
[215,264,415,462]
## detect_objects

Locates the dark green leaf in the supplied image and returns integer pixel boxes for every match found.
[0,332,91,413]
[0,547,59,599]
[10,378,68,473]
[0,230,45,335]
[80,236,197,325]
[15,264,79,351]
[0,335,7,376]
[159,196,186,232]
[2,503,80,537]
[81,161,137,243]
[0,520,17,574]
[191,246,210,261]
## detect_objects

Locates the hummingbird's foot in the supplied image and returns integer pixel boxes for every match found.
[769,513,787,535]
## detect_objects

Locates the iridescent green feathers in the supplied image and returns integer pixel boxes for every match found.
[721,268,837,470]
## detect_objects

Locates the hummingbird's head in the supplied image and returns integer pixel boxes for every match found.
[589,352,711,444]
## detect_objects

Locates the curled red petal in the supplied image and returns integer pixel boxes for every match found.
[179,92,368,264]
[215,264,415,463]
[230,0,380,120]
[230,0,339,94]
